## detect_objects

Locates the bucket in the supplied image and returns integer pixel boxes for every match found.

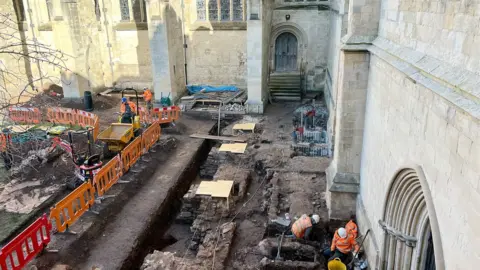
[328,258,347,270]
[84,91,94,112]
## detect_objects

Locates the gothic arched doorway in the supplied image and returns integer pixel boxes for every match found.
[274,32,298,72]
[380,168,444,270]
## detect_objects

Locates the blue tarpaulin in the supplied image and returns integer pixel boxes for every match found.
[187,85,238,94]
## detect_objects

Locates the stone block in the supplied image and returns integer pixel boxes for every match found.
[445,124,460,151]
[457,134,473,160]
[328,191,357,220]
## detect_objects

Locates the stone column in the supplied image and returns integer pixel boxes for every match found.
[326,49,369,220]
[325,0,379,220]
[50,0,90,98]
[341,0,381,44]
[147,0,174,103]
[245,0,264,114]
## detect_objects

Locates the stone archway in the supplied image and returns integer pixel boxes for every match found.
[270,23,307,73]
[379,166,445,270]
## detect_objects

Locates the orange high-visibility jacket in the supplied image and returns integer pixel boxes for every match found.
[291,215,312,238]
[143,89,153,102]
[346,220,358,239]
[330,229,359,254]
[121,101,137,114]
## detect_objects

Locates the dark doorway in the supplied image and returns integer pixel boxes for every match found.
[424,231,436,270]
[274,32,298,72]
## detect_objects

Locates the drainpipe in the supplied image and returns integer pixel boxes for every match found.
[180,0,188,86]
[25,0,43,89]
[101,0,115,89]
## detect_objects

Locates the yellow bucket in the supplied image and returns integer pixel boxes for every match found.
[328,258,347,270]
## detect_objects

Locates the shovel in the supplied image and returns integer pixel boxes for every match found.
[348,229,370,269]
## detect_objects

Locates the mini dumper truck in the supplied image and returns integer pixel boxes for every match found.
[98,88,142,158]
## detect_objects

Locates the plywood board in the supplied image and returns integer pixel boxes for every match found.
[195,180,234,198]
[232,123,255,131]
[219,143,247,154]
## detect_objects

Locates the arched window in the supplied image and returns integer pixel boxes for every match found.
[379,168,443,270]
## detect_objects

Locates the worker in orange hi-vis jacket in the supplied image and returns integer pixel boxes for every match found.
[324,227,360,263]
[143,87,153,111]
[345,215,358,239]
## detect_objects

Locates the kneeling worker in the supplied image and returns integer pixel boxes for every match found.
[290,214,320,240]
[324,227,359,262]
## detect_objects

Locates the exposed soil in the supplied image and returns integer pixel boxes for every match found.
[0,92,139,244]
[140,102,335,270]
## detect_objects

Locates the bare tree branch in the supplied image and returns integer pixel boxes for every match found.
[0,12,71,111]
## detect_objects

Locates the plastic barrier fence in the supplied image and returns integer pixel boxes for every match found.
[46,107,76,125]
[0,134,8,152]
[8,106,99,139]
[1,103,174,268]
[153,106,180,124]
[92,117,100,141]
[8,107,42,124]
[138,107,154,124]
[121,136,142,173]
[77,110,96,128]
[141,121,161,152]
[94,155,123,197]
[49,181,95,233]
[0,214,52,270]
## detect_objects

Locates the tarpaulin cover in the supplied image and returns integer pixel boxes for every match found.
[187,85,238,94]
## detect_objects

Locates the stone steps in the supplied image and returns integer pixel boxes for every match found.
[269,73,302,101]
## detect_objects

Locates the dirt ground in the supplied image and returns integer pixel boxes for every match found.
[141,101,335,270]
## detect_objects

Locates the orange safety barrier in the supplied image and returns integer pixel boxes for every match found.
[92,116,100,141]
[46,107,77,125]
[8,106,42,124]
[46,107,55,123]
[141,121,161,152]
[153,106,181,124]
[0,134,9,152]
[0,214,52,270]
[121,136,142,172]
[49,181,95,233]
[138,106,154,124]
[93,154,123,197]
[77,110,96,128]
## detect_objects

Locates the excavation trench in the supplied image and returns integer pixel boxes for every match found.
[122,137,215,269]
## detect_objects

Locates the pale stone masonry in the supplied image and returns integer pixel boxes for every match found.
[326,50,369,220]
[325,0,480,267]
[2,0,480,268]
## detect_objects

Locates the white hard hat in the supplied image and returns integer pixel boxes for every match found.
[143,87,147,90]
[338,227,347,238]
[312,214,320,224]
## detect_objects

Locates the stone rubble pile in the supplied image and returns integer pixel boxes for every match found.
[222,103,245,112]
[199,148,223,179]
[177,185,202,224]
[213,164,251,200]
[141,222,236,270]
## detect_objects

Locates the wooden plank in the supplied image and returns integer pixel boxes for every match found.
[219,143,247,153]
[190,133,246,142]
[195,180,234,198]
[233,123,255,131]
